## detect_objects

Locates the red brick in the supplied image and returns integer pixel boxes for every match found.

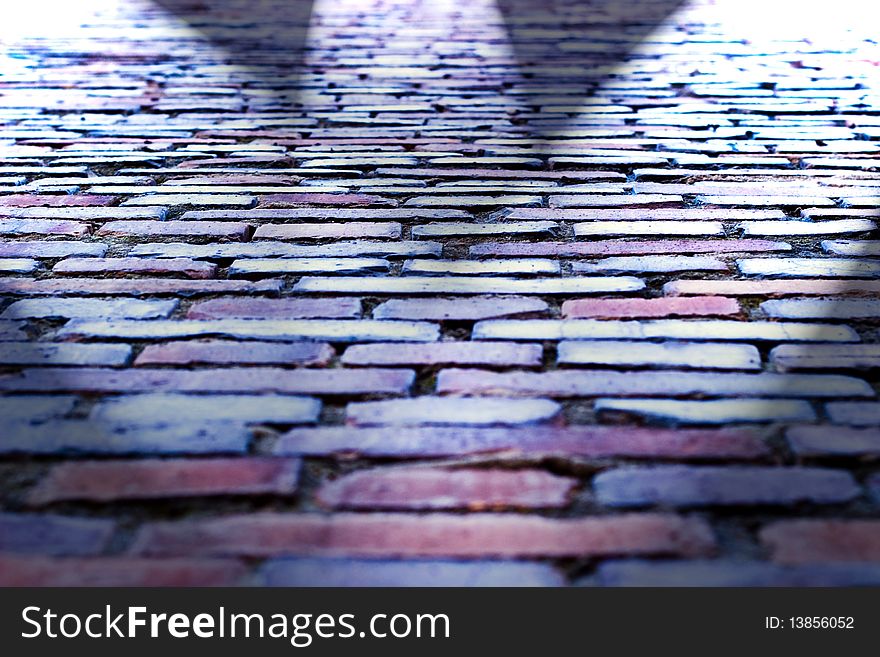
[28,458,300,504]
[316,467,576,510]
[562,296,741,319]
[276,425,768,460]
[131,512,715,558]
[761,520,880,564]
[0,555,247,586]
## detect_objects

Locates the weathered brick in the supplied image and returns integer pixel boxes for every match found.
[131,513,715,558]
[0,278,283,297]
[761,520,880,564]
[260,558,564,587]
[665,279,880,297]
[1,298,177,319]
[0,556,247,586]
[0,367,414,396]
[54,257,217,279]
[316,467,576,510]
[29,458,300,504]
[558,341,760,370]
[594,466,858,507]
[187,297,360,320]
[595,398,817,424]
[0,513,113,556]
[96,220,250,239]
[276,425,767,460]
[373,295,548,320]
[787,426,880,457]
[135,340,334,366]
[562,296,740,319]
[0,342,131,366]
[294,276,644,295]
[347,396,560,426]
[342,342,542,367]
[253,222,401,240]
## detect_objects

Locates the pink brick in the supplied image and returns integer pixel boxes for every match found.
[53,257,217,279]
[276,425,768,460]
[562,296,740,319]
[135,340,335,366]
[132,513,715,558]
[341,342,542,367]
[96,220,250,239]
[0,555,247,586]
[316,467,576,510]
[253,222,401,240]
[28,458,299,504]
[187,297,361,319]
[664,279,880,297]
[761,520,880,564]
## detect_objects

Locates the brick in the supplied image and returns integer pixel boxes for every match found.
[506,208,786,221]
[316,467,576,510]
[472,319,858,343]
[574,221,723,237]
[0,241,106,258]
[276,425,767,460]
[787,426,880,456]
[342,342,542,367]
[183,208,469,221]
[0,367,414,396]
[130,240,441,259]
[0,342,131,366]
[0,258,38,273]
[594,466,858,507]
[826,402,880,425]
[403,259,559,276]
[761,520,880,564]
[405,195,541,208]
[253,222,401,240]
[260,558,564,587]
[347,396,560,426]
[558,341,760,370]
[58,318,438,342]
[772,344,880,372]
[0,513,113,556]
[96,220,250,239]
[0,219,89,236]
[122,194,256,207]
[29,458,300,504]
[762,298,880,319]
[413,221,556,237]
[0,206,165,219]
[1,297,177,319]
[90,393,321,426]
[574,255,727,273]
[0,194,115,207]
[135,340,334,366]
[738,258,880,278]
[740,219,876,236]
[472,240,789,257]
[229,257,390,276]
[131,513,715,558]
[0,395,77,422]
[0,278,282,297]
[0,420,251,455]
[258,193,395,207]
[665,278,880,297]
[0,556,247,586]
[593,560,880,587]
[294,276,644,295]
[373,296,549,320]
[54,257,217,279]
[187,297,360,320]
[595,398,817,424]
[562,296,740,319]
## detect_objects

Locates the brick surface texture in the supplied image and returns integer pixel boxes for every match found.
[0,0,878,586]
